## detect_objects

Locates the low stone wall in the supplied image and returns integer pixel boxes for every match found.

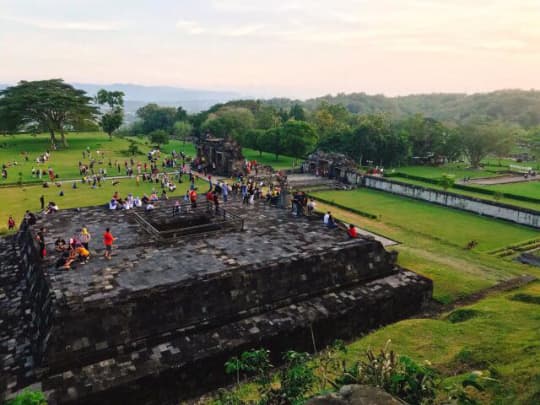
[363,176,540,229]
[43,270,432,405]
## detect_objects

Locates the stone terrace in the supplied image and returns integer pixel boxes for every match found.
[36,198,368,306]
[1,198,433,404]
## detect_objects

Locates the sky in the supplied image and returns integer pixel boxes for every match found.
[1,0,540,98]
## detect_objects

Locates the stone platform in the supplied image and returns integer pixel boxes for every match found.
[1,198,432,404]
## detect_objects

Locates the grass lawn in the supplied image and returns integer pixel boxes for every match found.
[312,188,538,253]
[484,180,540,200]
[392,163,504,180]
[0,176,209,234]
[242,148,297,170]
[344,282,540,404]
[387,175,540,211]
[311,189,539,304]
[0,133,156,184]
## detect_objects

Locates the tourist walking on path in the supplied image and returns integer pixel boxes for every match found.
[80,227,92,250]
[103,228,116,260]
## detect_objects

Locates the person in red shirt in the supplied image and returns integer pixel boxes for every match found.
[7,215,15,230]
[347,224,358,239]
[190,189,198,208]
[103,228,116,260]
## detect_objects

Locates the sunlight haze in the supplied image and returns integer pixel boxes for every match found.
[1,0,539,97]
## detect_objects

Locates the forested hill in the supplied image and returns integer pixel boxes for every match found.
[265,90,540,128]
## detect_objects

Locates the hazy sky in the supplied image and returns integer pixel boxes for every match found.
[1,0,540,98]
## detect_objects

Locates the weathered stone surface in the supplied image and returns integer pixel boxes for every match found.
[0,198,432,404]
[307,385,405,405]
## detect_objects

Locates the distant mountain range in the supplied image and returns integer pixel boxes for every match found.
[0,82,240,114]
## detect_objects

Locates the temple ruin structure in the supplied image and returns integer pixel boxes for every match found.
[1,198,432,404]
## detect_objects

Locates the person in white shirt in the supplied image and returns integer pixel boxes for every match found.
[323,211,330,225]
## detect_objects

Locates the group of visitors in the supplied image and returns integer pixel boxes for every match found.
[54,227,92,269]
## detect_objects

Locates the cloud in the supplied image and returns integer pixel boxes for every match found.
[1,15,126,31]
[176,19,265,37]
[176,20,206,35]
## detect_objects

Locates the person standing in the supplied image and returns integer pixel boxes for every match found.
[80,227,92,250]
[103,228,116,260]
[36,227,46,258]
[8,215,16,230]
[40,195,45,211]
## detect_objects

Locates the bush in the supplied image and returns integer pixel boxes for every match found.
[6,389,47,405]
[447,309,483,323]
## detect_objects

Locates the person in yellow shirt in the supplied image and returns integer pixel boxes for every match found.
[76,246,90,264]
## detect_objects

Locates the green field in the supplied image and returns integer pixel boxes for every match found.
[392,164,503,180]
[312,188,538,252]
[0,133,155,184]
[344,282,540,404]
[485,180,540,200]
[387,175,540,211]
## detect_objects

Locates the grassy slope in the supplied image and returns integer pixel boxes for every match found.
[0,133,152,184]
[484,180,540,200]
[345,282,540,404]
[312,188,538,252]
[311,191,539,304]
[394,164,503,179]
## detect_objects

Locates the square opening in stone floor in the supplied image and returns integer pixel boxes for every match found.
[132,201,244,239]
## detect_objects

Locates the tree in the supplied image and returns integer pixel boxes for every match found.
[281,120,317,165]
[96,89,124,140]
[289,103,306,121]
[173,121,193,145]
[201,106,255,142]
[136,103,177,134]
[149,129,169,147]
[261,127,285,161]
[459,122,512,168]
[244,129,266,156]
[0,79,97,147]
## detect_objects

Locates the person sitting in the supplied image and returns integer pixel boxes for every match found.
[172,200,181,216]
[24,210,37,225]
[75,246,90,264]
[323,211,331,225]
[150,192,159,202]
[347,224,358,239]
[133,196,142,207]
[109,199,118,210]
[168,182,176,192]
[307,198,316,216]
[55,238,67,252]
[46,202,59,214]
[113,191,120,200]
[56,250,76,270]
[145,202,155,211]
[141,194,150,204]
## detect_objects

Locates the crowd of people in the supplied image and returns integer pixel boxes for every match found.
[33,224,118,271]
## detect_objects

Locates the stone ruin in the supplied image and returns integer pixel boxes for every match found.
[196,137,245,176]
[302,151,358,182]
[0,198,432,404]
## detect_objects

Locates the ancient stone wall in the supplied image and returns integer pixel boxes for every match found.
[42,239,397,369]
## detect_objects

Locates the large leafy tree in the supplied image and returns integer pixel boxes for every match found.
[136,103,177,134]
[201,106,255,142]
[0,79,97,147]
[96,89,124,140]
[281,120,317,165]
[459,122,513,168]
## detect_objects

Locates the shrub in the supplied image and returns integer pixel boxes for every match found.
[6,389,47,405]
